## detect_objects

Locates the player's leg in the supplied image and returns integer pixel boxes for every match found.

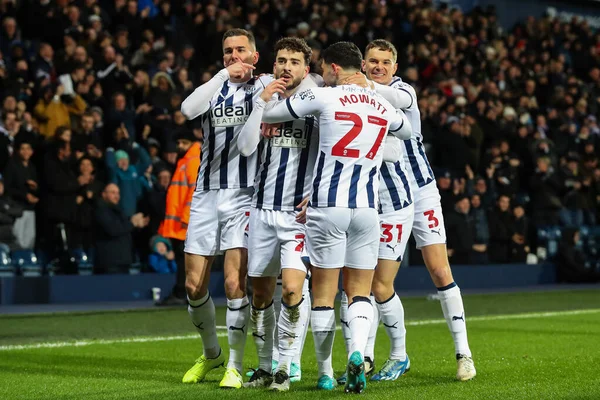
[290,276,310,382]
[218,188,254,388]
[245,210,279,388]
[182,190,225,384]
[370,207,413,382]
[342,208,380,394]
[414,191,476,381]
[305,207,348,391]
[270,212,309,391]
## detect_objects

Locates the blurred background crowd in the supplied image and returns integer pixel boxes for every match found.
[0,0,598,277]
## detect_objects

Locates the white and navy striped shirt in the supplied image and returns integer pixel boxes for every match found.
[389,78,436,189]
[262,85,411,209]
[182,72,272,191]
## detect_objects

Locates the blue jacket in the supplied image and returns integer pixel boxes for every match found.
[148,253,177,273]
[105,145,152,217]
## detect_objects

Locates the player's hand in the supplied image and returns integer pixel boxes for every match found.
[343,72,373,89]
[295,197,310,224]
[261,123,280,138]
[260,78,286,102]
[226,61,255,80]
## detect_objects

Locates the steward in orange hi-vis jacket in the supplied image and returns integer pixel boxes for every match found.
[157,130,201,304]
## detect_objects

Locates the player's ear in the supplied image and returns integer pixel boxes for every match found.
[272,62,276,75]
[361,59,366,72]
[392,62,398,75]
[303,65,309,78]
[253,51,260,65]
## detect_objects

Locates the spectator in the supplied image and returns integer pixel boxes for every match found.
[530,157,563,226]
[94,183,148,274]
[511,204,530,263]
[0,174,23,249]
[470,194,489,264]
[488,195,514,264]
[148,235,176,274]
[73,157,103,252]
[3,141,38,249]
[43,140,79,248]
[105,143,151,217]
[33,84,87,139]
[436,116,477,176]
[556,228,600,283]
[446,195,475,265]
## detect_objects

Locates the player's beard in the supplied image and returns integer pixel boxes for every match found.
[277,72,302,91]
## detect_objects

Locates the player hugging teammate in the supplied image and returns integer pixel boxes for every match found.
[179,28,476,394]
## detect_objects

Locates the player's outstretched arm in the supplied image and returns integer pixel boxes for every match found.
[237,79,287,156]
[373,81,415,110]
[389,109,412,140]
[237,99,267,157]
[263,87,323,124]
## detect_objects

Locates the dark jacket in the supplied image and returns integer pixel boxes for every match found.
[0,194,23,247]
[44,155,78,224]
[488,207,514,263]
[3,158,38,210]
[470,206,490,245]
[93,199,134,272]
[446,209,474,264]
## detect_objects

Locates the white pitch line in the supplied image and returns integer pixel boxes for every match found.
[1,308,598,352]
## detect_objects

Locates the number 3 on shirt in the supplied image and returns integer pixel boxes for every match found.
[332,112,387,159]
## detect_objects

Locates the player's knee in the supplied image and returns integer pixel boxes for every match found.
[282,281,303,304]
[371,278,393,302]
[251,284,271,305]
[429,263,452,284]
[224,276,242,298]
[185,278,203,300]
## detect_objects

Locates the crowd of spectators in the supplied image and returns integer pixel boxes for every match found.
[0,0,599,272]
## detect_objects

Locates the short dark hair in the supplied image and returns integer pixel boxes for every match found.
[274,37,312,65]
[321,41,362,71]
[365,39,398,63]
[222,29,256,50]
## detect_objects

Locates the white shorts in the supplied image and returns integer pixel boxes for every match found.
[378,203,415,262]
[411,183,447,249]
[247,208,307,278]
[305,207,379,270]
[184,188,253,256]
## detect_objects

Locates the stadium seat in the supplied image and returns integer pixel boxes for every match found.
[12,250,42,277]
[71,249,93,275]
[0,243,15,277]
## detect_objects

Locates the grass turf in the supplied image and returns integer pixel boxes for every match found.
[1,289,599,399]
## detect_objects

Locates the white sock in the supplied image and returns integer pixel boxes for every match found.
[339,291,352,355]
[277,296,307,373]
[251,301,275,373]
[377,293,407,361]
[188,293,221,359]
[438,283,472,357]
[311,307,335,378]
[226,296,250,372]
[347,297,374,358]
[365,294,379,360]
[272,279,283,363]
[292,278,311,367]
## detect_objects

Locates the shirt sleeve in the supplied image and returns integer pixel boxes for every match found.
[237,98,266,157]
[262,87,323,123]
[373,81,416,110]
[181,69,230,120]
[388,109,413,140]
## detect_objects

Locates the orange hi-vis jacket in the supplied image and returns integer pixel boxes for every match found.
[158,142,201,240]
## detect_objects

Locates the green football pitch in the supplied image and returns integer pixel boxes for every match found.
[1,289,599,400]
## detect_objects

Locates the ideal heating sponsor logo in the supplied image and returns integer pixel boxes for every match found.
[271,120,311,148]
[210,101,251,127]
